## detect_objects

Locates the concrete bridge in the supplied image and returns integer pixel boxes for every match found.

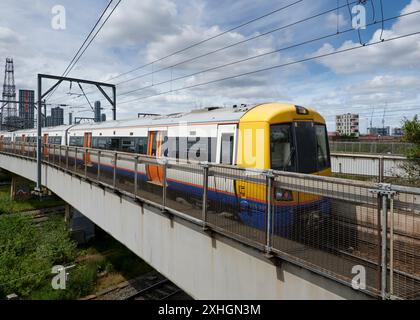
[3,146,417,300]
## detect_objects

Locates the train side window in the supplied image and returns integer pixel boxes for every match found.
[110,138,120,150]
[134,137,147,154]
[121,137,135,152]
[69,136,83,147]
[220,133,234,165]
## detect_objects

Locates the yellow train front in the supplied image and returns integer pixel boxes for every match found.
[235,103,331,238]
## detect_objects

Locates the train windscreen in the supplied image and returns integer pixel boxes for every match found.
[270,122,330,173]
[270,124,295,171]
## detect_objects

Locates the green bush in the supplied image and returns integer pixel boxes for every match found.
[0,214,77,299]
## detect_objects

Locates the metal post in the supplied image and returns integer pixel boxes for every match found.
[113,152,117,188]
[65,146,69,169]
[53,144,56,164]
[74,147,77,172]
[112,86,116,120]
[381,193,388,300]
[97,150,101,180]
[162,158,168,209]
[389,196,394,298]
[36,75,42,192]
[58,145,61,166]
[202,163,209,229]
[84,149,88,178]
[265,170,274,253]
[379,156,384,183]
[134,156,138,196]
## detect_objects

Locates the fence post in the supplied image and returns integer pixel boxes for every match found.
[84,149,88,178]
[58,145,61,166]
[97,150,101,181]
[74,147,77,172]
[389,195,395,298]
[379,156,384,183]
[380,192,388,300]
[65,146,69,170]
[202,163,209,229]
[134,156,138,196]
[162,158,168,210]
[370,183,396,300]
[113,152,117,189]
[265,170,275,254]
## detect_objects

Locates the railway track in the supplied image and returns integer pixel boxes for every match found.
[83,272,185,300]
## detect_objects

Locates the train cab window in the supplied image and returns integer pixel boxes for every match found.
[270,124,294,171]
[315,124,330,170]
[220,134,234,165]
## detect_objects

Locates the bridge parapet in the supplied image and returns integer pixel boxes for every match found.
[0,142,419,300]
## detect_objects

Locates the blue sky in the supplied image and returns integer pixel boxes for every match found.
[0,0,419,132]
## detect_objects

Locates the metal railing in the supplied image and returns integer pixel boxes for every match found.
[329,141,414,155]
[330,153,418,187]
[1,142,419,300]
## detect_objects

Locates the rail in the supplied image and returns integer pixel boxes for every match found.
[0,142,419,300]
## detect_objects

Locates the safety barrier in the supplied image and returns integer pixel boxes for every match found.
[1,142,419,300]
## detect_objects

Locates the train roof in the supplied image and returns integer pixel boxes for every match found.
[1,102,326,135]
[68,104,256,131]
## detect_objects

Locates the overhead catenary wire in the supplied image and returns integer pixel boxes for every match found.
[48,0,307,104]
[114,0,360,87]
[44,0,122,102]
[106,0,305,82]
[74,0,394,108]
[108,9,420,105]
[116,30,420,105]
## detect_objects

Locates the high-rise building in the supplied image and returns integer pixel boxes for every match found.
[19,89,35,129]
[46,116,52,127]
[94,101,101,122]
[51,106,64,126]
[336,113,359,137]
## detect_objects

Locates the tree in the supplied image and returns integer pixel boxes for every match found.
[401,115,420,184]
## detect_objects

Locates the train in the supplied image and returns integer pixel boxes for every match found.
[0,102,331,237]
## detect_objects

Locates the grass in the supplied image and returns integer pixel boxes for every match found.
[0,177,152,300]
[0,185,64,214]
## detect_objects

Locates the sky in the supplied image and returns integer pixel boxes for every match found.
[0,0,419,132]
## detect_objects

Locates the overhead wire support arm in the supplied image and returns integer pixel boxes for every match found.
[78,83,94,111]
[35,73,116,195]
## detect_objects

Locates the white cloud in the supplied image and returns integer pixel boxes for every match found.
[99,0,180,46]
[313,0,420,74]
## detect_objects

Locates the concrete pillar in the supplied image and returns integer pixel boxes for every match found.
[65,206,95,244]
[10,175,31,201]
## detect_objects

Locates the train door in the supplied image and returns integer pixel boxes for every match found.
[146,130,167,185]
[83,132,92,165]
[43,133,49,157]
[216,125,237,165]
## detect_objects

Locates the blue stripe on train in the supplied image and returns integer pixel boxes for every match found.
[78,158,331,236]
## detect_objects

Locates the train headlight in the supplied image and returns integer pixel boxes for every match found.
[275,188,293,201]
